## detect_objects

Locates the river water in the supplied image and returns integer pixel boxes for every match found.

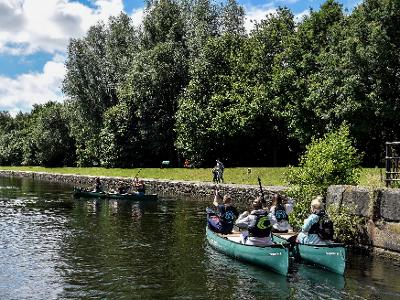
[0,176,399,300]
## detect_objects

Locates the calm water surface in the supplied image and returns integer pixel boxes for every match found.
[0,177,399,299]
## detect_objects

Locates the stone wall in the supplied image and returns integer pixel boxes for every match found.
[0,170,286,205]
[327,185,400,254]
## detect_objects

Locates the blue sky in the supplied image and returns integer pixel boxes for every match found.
[0,0,361,115]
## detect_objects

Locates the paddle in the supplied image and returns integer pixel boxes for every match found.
[134,168,142,179]
[257,176,268,207]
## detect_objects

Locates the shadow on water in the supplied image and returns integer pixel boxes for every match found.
[204,244,291,299]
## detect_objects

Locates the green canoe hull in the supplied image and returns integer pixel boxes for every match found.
[273,234,346,275]
[206,227,290,276]
[73,188,158,201]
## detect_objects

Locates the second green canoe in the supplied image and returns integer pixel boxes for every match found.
[273,233,346,275]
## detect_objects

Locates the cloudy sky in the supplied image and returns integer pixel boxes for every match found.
[0,0,361,115]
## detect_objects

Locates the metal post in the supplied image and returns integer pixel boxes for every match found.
[386,142,390,187]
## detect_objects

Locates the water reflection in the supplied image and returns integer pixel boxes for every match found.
[0,176,400,300]
[205,244,291,299]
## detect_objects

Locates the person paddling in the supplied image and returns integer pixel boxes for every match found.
[131,178,146,195]
[270,194,293,233]
[235,198,276,246]
[93,177,103,193]
[207,190,239,234]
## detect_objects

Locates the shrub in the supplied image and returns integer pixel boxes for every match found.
[286,124,363,231]
[327,203,363,244]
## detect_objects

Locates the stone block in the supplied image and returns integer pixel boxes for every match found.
[380,189,400,222]
[326,185,347,205]
[368,221,400,252]
[327,185,371,217]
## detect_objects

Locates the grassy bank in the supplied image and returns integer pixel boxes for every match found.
[0,166,384,187]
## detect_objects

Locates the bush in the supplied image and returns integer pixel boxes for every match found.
[327,203,363,244]
[286,124,363,231]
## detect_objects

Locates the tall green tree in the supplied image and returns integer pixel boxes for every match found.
[271,0,345,144]
[63,13,139,166]
[221,0,245,35]
[176,9,296,166]
[24,102,75,167]
[304,0,400,164]
[119,0,188,166]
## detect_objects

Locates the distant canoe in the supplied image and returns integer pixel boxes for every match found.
[73,188,158,201]
[206,226,290,276]
[273,233,346,275]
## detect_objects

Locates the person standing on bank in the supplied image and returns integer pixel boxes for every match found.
[216,159,224,183]
[296,196,329,245]
[208,190,239,234]
[235,198,276,246]
[270,194,293,233]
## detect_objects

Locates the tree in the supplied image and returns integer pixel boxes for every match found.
[271,0,345,145]
[63,13,139,166]
[176,9,296,166]
[221,0,245,35]
[99,103,139,167]
[24,102,75,167]
[304,0,400,165]
[142,0,185,49]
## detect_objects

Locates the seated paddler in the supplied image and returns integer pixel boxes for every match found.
[131,178,146,195]
[296,196,333,245]
[207,190,239,234]
[93,177,103,193]
[235,198,276,246]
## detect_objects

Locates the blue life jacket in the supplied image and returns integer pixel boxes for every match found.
[274,204,289,222]
[217,205,238,233]
[248,211,271,238]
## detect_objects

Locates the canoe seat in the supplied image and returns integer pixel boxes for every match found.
[216,232,242,243]
[226,236,242,243]
[275,233,297,240]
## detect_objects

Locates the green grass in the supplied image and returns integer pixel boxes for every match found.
[0,166,386,187]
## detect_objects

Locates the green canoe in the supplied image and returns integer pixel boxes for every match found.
[273,233,346,275]
[73,188,158,201]
[206,227,290,276]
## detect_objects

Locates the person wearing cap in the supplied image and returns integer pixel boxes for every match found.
[296,196,328,245]
[208,191,239,234]
[235,197,276,246]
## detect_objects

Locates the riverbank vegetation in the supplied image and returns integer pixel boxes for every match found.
[0,0,399,170]
[286,125,365,242]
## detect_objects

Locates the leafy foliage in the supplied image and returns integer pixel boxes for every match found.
[1,0,399,170]
[327,203,364,244]
[286,124,363,229]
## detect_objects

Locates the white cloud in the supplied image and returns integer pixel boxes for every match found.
[294,9,310,22]
[0,55,66,115]
[130,7,145,28]
[244,4,277,33]
[0,0,124,55]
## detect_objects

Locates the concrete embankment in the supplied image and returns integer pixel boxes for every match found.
[1,170,400,258]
